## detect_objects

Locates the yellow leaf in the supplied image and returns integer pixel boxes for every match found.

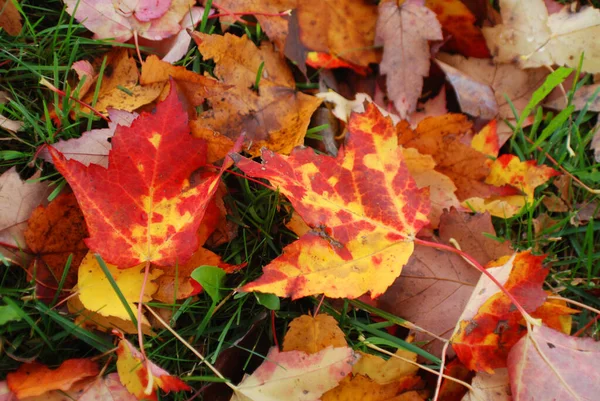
[353,349,418,385]
[282,314,347,354]
[77,252,161,322]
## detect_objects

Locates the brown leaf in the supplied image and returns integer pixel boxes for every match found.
[0,0,22,36]
[376,209,511,356]
[376,0,442,118]
[190,33,321,162]
[24,192,88,298]
[593,119,600,163]
[0,167,51,266]
[297,0,379,66]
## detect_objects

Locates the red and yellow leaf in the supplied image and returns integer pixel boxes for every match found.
[116,334,190,400]
[7,359,99,399]
[233,103,430,299]
[49,85,228,268]
[306,52,370,75]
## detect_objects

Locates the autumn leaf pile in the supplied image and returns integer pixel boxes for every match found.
[1,0,600,400]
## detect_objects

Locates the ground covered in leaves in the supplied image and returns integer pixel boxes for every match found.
[1,0,600,400]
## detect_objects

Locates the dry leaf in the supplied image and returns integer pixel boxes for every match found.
[191,33,321,162]
[461,369,511,401]
[282,314,347,354]
[0,0,21,36]
[376,0,442,118]
[484,0,600,73]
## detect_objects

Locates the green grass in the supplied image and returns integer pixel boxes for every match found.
[1,1,599,400]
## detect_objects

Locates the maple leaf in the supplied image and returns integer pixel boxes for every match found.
[231,346,356,401]
[425,0,490,58]
[24,192,89,299]
[451,251,575,373]
[375,0,442,118]
[190,32,322,162]
[116,334,190,400]
[77,252,161,324]
[296,0,379,67]
[207,0,294,51]
[49,85,228,268]
[306,52,370,75]
[483,0,600,73]
[40,109,137,168]
[6,359,99,399]
[462,154,560,218]
[436,53,549,142]
[0,0,21,36]
[437,359,474,401]
[508,325,600,401]
[233,103,430,299]
[64,0,195,42]
[0,167,50,266]
[375,209,512,356]
[282,314,347,354]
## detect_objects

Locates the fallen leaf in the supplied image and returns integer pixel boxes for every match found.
[24,192,89,298]
[49,85,229,268]
[78,251,160,323]
[402,147,463,228]
[376,209,511,356]
[483,0,600,72]
[231,346,356,401]
[0,167,50,266]
[545,82,600,112]
[233,103,430,299]
[116,334,191,400]
[208,0,294,51]
[316,91,398,124]
[507,325,600,401]
[437,359,474,401]
[451,251,555,372]
[282,314,347,354]
[461,368,511,401]
[592,119,600,162]
[425,0,490,58]
[0,0,21,36]
[376,0,442,118]
[64,0,195,42]
[296,0,379,66]
[471,120,500,158]
[0,114,23,133]
[306,52,370,75]
[190,32,322,162]
[408,87,448,127]
[436,53,548,141]
[6,359,99,399]
[352,349,418,385]
[39,109,137,168]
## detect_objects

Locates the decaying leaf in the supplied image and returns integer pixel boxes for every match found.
[425,0,490,58]
[376,209,511,356]
[40,109,137,168]
[231,346,356,401]
[483,0,600,73]
[296,0,379,66]
[6,359,99,399]
[0,167,50,266]
[321,375,425,401]
[116,334,191,400]
[592,119,600,162]
[508,325,600,401]
[233,103,430,299]
[49,86,229,268]
[24,192,89,298]
[64,0,196,42]
[77,252,161,324]
[376,0,442,118]
[190,33,321,162]
[0,0,21,36]
[462,369,511,401]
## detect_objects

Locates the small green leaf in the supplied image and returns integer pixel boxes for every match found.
[0,304,22,326]
[191,265,226,303]
[255,292,280,310]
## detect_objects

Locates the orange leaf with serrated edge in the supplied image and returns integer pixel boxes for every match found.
[425,0,490,58]
[232,103,430,299]
[116,334,190,400]
[49,85,232,268]
[451,251,575,373]
[7,359,99,399]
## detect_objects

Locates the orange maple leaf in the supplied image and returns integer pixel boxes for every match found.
[49,85,229,268]
[451,251,576,373]
[232,103,430,299]
[7,359,99,399]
